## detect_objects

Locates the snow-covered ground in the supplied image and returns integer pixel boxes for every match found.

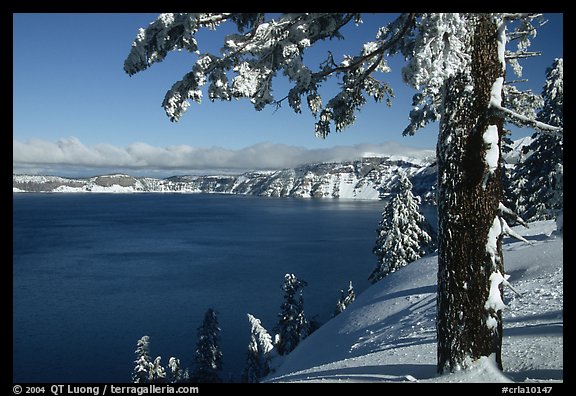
[266,220,562,383]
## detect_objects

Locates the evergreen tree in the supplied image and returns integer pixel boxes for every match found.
[168,357,187,383]
[149,356,167,383]
[243,314,275,383]
[370,172,435,283]
[274,274,309,355]
[132,336,166,383]
[509,58,563,222]
[191,308,223,383]
[124,12,562,374]
[132,335,153,383]
[334,281,356,316]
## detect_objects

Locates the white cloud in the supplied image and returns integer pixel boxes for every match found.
[13,137,435,177]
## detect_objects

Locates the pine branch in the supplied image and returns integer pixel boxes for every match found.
[274,13,403,111]
[505,51,542,59]
[502,276,523,298]
[498,202,529,228]
[502,13,543,21]
[500,217,533,246]
[507,32,532,41]
[311,13,416,81]
[504,79,528,85]
[124,13,237,76]
[490,103,563,137]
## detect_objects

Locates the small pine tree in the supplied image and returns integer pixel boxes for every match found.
[370,172,436,283]
[168,357,186,383]
[509,58,563,222]
[149,356,167,383]
[274,274,309,356]
[132,335,153,383]
[334,281,356,317]
[191,308,223,383]
[243,314,275,383]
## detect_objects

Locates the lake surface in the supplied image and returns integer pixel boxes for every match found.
[13,193,433,383]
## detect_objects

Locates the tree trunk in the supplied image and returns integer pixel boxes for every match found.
[436,15,505,374]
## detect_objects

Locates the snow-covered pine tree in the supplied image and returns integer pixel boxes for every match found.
[132,335,153,383]
[370,172,435,283]
[168,357,187,383]
[243,314,275,383]
[191,308,223,383]
[274,274,309,355]
[509,58,563,222]
[124,12,562,375]
[334,281,356,316]
[149,356,167,383]
[132,336,167,383]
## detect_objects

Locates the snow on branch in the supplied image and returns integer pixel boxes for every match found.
[125,12,558,142]
[304,14,416,138]
[498,202,529,228]
[505,51,542,60]
[502,276,523,298]
[402,13,474,136]
[153,13,371,123]
[490,103,563,138]
[124,13,234,76]
[500,216,533,246]
[311,13,415,82]
[502,13,543,21]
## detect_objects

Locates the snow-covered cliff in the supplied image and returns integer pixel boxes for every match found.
[13,156,437,202]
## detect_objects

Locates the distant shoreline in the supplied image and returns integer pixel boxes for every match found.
[13,157,438,203]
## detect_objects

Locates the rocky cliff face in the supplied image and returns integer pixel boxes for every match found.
[13,157,437,202]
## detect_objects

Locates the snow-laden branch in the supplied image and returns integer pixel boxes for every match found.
[498,202,529,228]
[124,13,236,76]
[490,103,563,138]
[500,217,533,246]
[502,13,543,21]
[505,51,542,60]
[311,13,416,81]
[504,79,528,85]
[502,276,523,298]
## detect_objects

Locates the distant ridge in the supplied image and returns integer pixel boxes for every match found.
[13,156,437,202]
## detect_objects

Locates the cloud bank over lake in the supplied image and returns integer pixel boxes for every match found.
[13,137,435,177]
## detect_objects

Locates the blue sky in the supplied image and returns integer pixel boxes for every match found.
[13,13,563,177]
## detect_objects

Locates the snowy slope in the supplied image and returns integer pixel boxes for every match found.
[266,220,562,383]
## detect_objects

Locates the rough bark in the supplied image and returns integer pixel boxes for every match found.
[436,15,505,374]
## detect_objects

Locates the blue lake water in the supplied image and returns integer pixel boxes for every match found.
[13,193,433,383]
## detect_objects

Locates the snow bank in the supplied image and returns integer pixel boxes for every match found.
[266,220,562,383]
